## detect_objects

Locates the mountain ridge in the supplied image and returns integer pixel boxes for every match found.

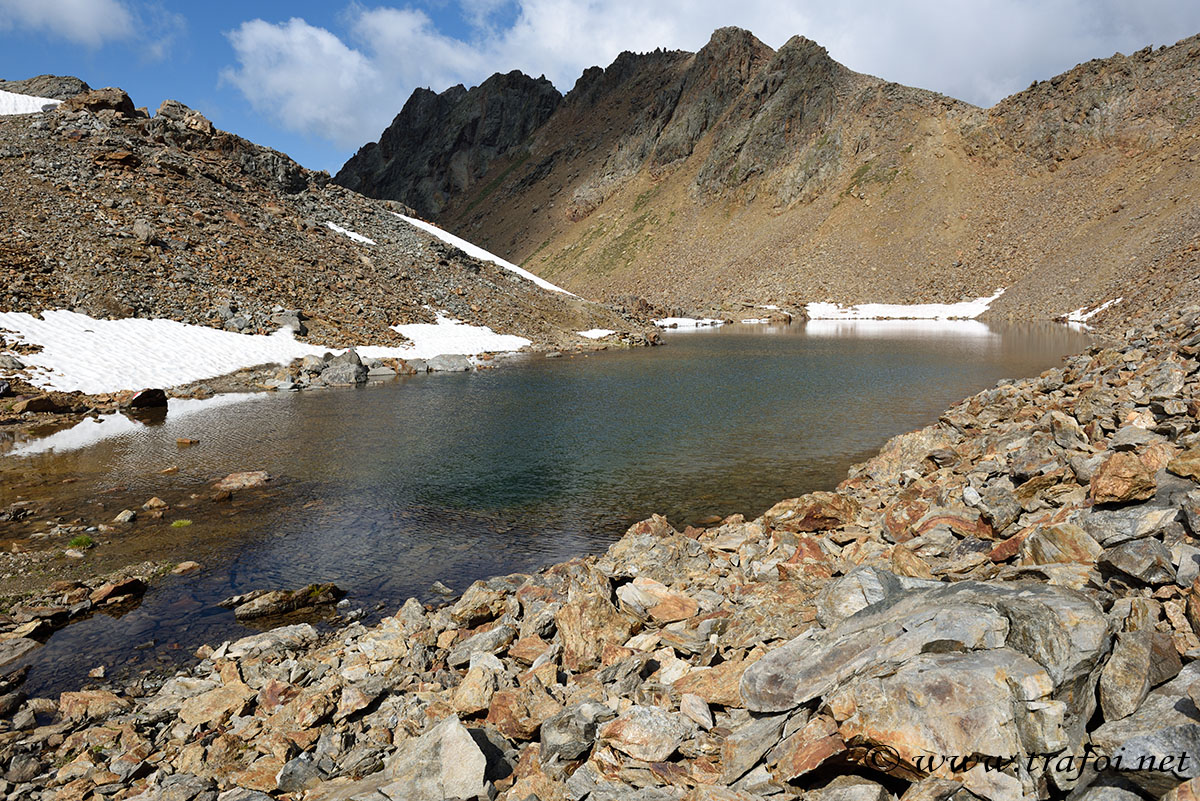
[335,27,1200,328]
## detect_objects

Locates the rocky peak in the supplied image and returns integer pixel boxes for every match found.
[0,74,90,100]
[562,48,692,110]
[333,70,562,215]
[651,27,774,165]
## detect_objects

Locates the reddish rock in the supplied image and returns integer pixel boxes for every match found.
[988,529,1032,563]
[778,534,836,579]
[770,714,846,781]
[674,658,755,708]
[762,492,859,533]
[1091,452,1157,504]
[882,492,929,543]
[509,634,551,665]
[555,568,638,672]
[913,507,995,540]
[890,545,935,579]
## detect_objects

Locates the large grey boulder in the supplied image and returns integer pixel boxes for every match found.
[427,353,473,372]
[740,575,1110,798]
[1091,663,1200,798]
[376,716,488,801]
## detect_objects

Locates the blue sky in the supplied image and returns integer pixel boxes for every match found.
[3,1,1200,174]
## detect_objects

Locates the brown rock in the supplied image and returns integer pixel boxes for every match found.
[1091,452,1157,504]
[451,664,497,716]
[890,545,935,579]
[988,529,1031,563]
[212,470,271,492]
[13,395,60,413]
[1099,631,1154,721]
[770,714,846,781]
[1168,449,1200,482]
[674,657,756,708]
[913,507,996,540]
[554,566,638,672]
[60,87,136,116]
[763,491,859,533]
[1019,523,1103,565]
[485,682,561,740]
[89,577,146,604]
[58,690,129,722]
[178,681,255,727]
[231,756,286,793]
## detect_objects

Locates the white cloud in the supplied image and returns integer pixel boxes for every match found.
[0,0,134,47]
[222,1,1200,149]
[221,18,386,148]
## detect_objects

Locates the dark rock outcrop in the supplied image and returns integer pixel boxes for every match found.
[0,74,90,100]
[334,71,562,216]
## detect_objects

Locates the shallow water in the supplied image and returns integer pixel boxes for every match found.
[2,320,1090,694]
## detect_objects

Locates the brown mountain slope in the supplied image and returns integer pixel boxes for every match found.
[337,28,1200,327]
[0,88,645,357]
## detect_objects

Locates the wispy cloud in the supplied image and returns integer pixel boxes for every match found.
[0,0,135,47]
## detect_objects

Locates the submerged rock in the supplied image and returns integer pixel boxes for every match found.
[220,583,345,620]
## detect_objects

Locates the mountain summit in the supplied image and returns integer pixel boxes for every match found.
[336,28,1200,325]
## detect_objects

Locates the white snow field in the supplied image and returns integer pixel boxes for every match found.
[577,329,616,339]
[806,288,1005,320]
[394,213,577,297]
[0,309,531,394]
[324,221,377,245]
[0,89,59,115]
[654,317,725,329]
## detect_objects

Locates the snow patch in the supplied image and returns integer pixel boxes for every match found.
[371,312,530,361]
[0,309,530,394]
[740,318,770,325]
[394,213,576,297]
[807,288,1005,321]
[325,221,376,245]
[654,317,725,329]
[0,89,59,115]
[1066,298,1122,324]
[578,329,616,339]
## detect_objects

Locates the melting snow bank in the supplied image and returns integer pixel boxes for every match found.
[1067,298,1122,324]
[0,89,59,115]
[577,329,616,339]
[654,317,725,329]
[324,221,376,245]
[807,288,1005,320]
[394,213,577,297]
[373,313,530,361]
[0,309,531,394]
[7,394,263,457]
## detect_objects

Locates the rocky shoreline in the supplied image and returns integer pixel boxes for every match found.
[0,305,1198,801]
